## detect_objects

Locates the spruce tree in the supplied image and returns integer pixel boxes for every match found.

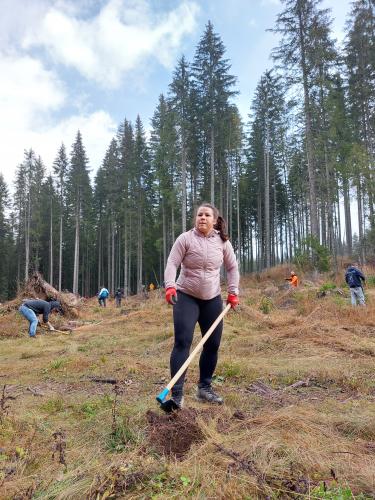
[192,21,238,204]
[53,143,68,291]
[345,0,375,233]
[0,174,14,299]
[66,131,92,294]
[271,0,337,239]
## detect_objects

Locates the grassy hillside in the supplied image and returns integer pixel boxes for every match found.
[1,265,375,499]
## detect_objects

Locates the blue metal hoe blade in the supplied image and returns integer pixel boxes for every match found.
[156,387,170,404]
[156,387,180,413]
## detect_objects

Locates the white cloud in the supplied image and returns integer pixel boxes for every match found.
[0,53,66,128]
[23,0,200,88]
[0,0,199,188]
[0,52,116,187]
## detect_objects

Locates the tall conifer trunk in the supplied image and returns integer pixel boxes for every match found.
[210,128,215,203]
[73,197,80,295]
[182,140,187,232]
[49,199,53,285]
[264,142,270,269]
[25,192,30,282]
[58,212,63,291]
[297,1,319,238]
[123,222,128,296]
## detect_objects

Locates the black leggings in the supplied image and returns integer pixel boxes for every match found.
[170,291,223,395]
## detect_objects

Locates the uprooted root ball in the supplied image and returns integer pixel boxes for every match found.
[146,409,205,459]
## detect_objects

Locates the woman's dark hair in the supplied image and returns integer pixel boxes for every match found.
[195,203,229,242]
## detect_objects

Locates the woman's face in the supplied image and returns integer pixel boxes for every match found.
[195,206,217,235]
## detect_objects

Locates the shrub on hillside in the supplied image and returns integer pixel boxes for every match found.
[294,236,331,272]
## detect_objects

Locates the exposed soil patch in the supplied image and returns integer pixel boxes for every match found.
[146,409,205,459]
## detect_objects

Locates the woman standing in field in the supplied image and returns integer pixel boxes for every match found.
[164,203,239,408]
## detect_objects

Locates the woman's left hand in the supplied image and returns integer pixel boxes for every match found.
[227,294,239,309]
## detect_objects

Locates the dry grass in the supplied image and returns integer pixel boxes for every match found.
[1,271,375,499]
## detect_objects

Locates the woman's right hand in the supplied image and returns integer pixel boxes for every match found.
[165,287,178,305]
[227,293,239,309]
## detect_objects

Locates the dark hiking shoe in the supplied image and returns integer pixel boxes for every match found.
[171,393,184,409]
[196,385,223,404]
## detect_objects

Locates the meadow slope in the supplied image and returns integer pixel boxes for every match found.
[1,266,375,499]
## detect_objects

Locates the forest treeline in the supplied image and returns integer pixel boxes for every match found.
[0,0,374,300]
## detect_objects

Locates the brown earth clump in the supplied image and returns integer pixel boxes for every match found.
[146,409,205,459]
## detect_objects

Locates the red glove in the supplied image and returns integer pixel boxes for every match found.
[165,287,177,305]
[227,293,239,309]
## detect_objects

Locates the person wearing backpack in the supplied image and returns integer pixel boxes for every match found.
[98,286,109,307]
[345,263,366,306]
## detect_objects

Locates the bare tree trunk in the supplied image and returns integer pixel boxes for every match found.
[342,177,352,255]
[111,223,115,296]
[171,204,175,244]
[49,199,53,285]
[297,2,319,238]
[249,220,253,273]
[117,227,121,290]
[181,139,187,232]
[137,211,142,293]
[264,144,270,269]
[73,197,80,295]
[357,176,365,263]
[98,223,102,290]
[162,200,167,274]
[123,221,128,296]
[107,223,111,290]
[128,222,132,294]
[335,190,342,255]
[258,187,263,270]
[25,192,30,282]
[236,162,241,271]
[58,212,63,291]
[274,179,278,264]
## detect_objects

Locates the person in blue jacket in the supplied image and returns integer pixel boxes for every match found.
[19,299,62,338]
[345,263,366,306]
[98,286,109,307]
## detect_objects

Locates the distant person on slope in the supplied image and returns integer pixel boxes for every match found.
[345,263,366,306]
[115,288,122,307]
[285,271,299,288]
[164,202,240,409]
[19,299,62,338]
[98,286,109,307]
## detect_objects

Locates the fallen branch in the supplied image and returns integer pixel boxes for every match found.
[27,386,45,397]
[89,377,118,385]
[246,381,278,397]
[284,379,310,391]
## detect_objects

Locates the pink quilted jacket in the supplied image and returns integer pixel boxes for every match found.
[164,228,239,300]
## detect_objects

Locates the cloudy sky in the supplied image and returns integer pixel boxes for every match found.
[0,0,352,187]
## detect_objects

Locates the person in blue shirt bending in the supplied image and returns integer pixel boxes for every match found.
[345,263,366,306]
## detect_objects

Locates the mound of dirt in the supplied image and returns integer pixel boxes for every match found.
[146,409,205,459]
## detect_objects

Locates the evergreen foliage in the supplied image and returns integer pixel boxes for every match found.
[1,10,374,298]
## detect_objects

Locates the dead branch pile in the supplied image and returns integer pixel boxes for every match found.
[0,272,82,318]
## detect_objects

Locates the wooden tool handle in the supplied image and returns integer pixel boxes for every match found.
[166,303,232,391]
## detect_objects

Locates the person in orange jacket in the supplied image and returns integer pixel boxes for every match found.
[285,271,299,287]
